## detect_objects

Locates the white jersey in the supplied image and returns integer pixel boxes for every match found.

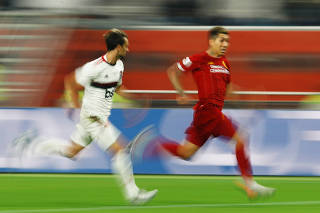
[75,54,124,122]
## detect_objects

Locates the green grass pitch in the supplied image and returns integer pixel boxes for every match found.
[0,174,319,213]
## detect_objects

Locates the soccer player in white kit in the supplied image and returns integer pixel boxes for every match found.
[17,29,158,205]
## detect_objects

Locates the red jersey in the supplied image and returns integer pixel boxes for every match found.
[177,51,231,109]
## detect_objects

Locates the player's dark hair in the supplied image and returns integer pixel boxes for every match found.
[104,29,128,51]
[209,27,229,39]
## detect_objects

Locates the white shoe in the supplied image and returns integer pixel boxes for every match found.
[236,180,275,199]
[249,181,276,196]
[11,129,38,156]
[129,189,158,205]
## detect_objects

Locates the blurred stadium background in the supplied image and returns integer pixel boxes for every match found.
[1,0,320,212]
[1,0,320,107]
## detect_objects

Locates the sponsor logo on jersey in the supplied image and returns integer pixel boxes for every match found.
[208,62,214,65]
[210,65,230,74]
[182,57,192,67]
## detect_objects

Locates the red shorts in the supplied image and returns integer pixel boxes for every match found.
[185,103,236,147]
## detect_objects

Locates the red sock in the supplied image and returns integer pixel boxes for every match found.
[161,142,180,157]
[236,142,253,179]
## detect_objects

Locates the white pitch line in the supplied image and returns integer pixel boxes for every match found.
[1,174,320,182]
[1,201,320,213]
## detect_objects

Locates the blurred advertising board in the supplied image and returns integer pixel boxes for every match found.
[1,107,320,176]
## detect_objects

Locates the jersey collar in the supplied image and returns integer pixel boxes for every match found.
[102,54,116,66]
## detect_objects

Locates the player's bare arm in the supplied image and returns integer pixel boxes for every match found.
[167,63,184,95]
[167,63,191,104]
[226,83,241,100]
[116,84,150,108]
[225,83,233,97]
[64,71,83,108]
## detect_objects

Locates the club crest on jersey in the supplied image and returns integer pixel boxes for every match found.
[222,61,229,69]
[209,65,230,74]
[182,57,192,67]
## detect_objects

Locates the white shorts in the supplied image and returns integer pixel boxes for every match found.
[70,113,121,151]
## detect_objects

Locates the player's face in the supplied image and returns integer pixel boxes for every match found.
[118,38,129,58]
[209,33,230,57]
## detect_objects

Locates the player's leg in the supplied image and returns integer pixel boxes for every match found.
[108,139,158,204]
[127,120,210,160]
[218,114,275,198]
[33,138,85,159]
[32,120,91,159]
[11,126,87,159]
[128,103,213,161]
[161,137,201,160]
[232,132,275,197]
[161,106,211,160]
[232,132,253,182]
[90,120,157,205]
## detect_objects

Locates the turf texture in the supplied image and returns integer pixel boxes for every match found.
[0,174,319,213]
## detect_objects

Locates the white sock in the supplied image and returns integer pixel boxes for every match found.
[111,150,139,199]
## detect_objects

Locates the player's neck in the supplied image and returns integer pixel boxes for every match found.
[206,50,221,58]
[105,51,118,65]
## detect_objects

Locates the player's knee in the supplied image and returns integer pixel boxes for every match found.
[180,153,192,160]
[233,132,248,147]
[108,141,124,155]
[178,142,199,160]
[178,147,196,160]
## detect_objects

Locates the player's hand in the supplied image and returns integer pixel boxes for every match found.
[176,94,192,105]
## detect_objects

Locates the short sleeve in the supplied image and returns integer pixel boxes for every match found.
[176,54,200,73]
[75,62,99,87]
[117,60,124,86]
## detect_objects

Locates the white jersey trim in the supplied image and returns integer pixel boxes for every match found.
[177,62,185,72]
[182,57,192,67]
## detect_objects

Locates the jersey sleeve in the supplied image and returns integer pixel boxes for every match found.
[117,60,124,86]
[75,61,99,87]
[176,54,200,73]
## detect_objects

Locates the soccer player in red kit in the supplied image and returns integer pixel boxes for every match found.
[160,26,275,198]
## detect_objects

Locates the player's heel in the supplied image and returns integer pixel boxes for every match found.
[235,181,258,199]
